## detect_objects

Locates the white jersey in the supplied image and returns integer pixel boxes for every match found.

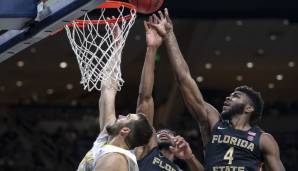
[77,133,139,171]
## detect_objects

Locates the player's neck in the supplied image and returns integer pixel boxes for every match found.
[160,149,175,161]
[230,114,251,131]
[108,136,129,149]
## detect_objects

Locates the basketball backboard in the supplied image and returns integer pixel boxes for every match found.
[0,0,105,63]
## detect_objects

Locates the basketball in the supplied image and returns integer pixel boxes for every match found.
[129,0,165,14]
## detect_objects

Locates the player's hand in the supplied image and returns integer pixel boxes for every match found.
[144,16,162,47]
[148,8,173,38]
[108,16,121,47]
[169,135,194,160]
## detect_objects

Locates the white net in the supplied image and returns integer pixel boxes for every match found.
[65,3,136,91]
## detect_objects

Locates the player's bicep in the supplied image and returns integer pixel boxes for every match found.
[260,133,285,171]
[204,102,220,129]
[94,153,128,171]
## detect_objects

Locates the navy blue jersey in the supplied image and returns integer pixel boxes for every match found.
[204,120,264,171]
[138,147,182,171]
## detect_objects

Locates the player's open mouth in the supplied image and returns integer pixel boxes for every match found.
[159,134,170,140]
[223,101,230,106]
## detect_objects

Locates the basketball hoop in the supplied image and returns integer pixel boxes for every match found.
[65,1,136,91]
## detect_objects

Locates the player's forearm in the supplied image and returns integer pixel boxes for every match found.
[164,30,207,118]
[138,46,157,101]
[185,155,205,171]
[99,88,117,131]
[164,31,191,83]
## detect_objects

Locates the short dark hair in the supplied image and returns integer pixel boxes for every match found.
[235,85,264,125]
[125,113,153,149]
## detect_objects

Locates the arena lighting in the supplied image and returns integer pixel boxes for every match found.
[288,61,295,68]
[270,34,277,41]
[196,76,204,83]
[236,20,243,26]
[0,86,5,92]
[71,100,78,106]
[257,49,264,55]
[268,83,275,89]
[66,83,73,90]
[205,63,212,69]
[46,89,54,95]
[32,93,38,101]
[225,36,231,42]
[30,47,37,53]
[214,49,221,56]
[134,35,141,41]
[283,19,289,26]
[59,62,68,69]
[246,62,254,68]
[16,81,23,87]
[16,61,24,67]
[236,75,243,81]
[276,74,283,81]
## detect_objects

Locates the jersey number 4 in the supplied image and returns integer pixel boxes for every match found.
[224,147,234,164]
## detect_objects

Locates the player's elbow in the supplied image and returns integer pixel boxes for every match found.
[138,92,153,102]
[175,70,191,84]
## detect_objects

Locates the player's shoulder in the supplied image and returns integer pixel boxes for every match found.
[95,153,129,171]
[260,132,277,143]
[97,153,128,166]
[259,132,279,153]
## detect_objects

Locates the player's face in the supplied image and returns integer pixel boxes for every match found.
[116,114,140,124]
[221,91,248,119]
[156,130,175,150]
[106,114,140,136]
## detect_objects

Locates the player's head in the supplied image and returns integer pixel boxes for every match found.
[221,85,264,125]
[106,113,153,149]
[156,129,176,150]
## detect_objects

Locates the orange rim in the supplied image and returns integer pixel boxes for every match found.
[97,1,136,9]
[67,1,136,27]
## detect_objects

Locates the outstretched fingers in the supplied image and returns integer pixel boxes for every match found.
[158,10,164,20]
[164,8,170,22]
[152,14,160,24]
[144,21,149,31]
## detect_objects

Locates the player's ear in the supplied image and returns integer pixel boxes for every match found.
[120,127,131,136]
[244,104,254,114]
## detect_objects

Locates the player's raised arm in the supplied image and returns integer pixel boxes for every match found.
[98,21,121,133]
[98,82,117,132]
[136,16,162,125]
[149,9,220,130]
[135,16,162,159]
[260,133,285,171]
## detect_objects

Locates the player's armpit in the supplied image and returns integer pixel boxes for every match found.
[94,153,128,171]
[260,133,285,171]
[136,96,154,125]
[204,102,220,130]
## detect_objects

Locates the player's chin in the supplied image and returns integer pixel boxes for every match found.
[222,105,230,111]
[158,141,173,150]
[221,110,232,120]
[158,138,170,144]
